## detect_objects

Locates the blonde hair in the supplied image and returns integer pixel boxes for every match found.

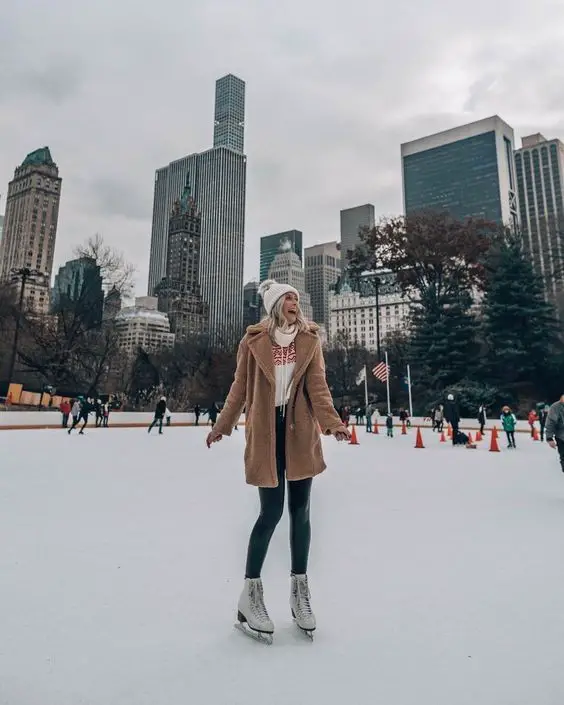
[262,294,309,340]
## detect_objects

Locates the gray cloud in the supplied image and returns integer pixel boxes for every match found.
[86,177,152,221]
[1,0,564,294]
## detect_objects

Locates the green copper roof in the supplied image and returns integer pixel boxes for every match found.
[21,147,55,168]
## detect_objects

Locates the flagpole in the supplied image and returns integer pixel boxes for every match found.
[407,363,413,417]
[385,351,391,415]
[363,364,368,409]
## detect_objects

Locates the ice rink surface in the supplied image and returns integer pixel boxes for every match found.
[1,425,564,705]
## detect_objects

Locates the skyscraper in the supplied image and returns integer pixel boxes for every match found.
[0,147,62,313]
[339,205,375,268]
[243,281,261,328]
[148,76,246,344]
[515,133,564,308]
[0,215,4,246]
[401,116,518,228]
[304,241,340,326]
[214,74,245,154]
[52,256,104,327]
[155,182,208,340]
[260,230,303,282]
[267,240,313,320]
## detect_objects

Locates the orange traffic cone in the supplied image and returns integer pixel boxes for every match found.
[349,425,359,445]
[447,424,452,439]
[440,430,446,443]
[489,427,500,452]
[415,427,425,449]
[476,430,483,442]
[492,426,499,441]
[467,431,473,444]
[401,421,407,435]
[373,421,379,434]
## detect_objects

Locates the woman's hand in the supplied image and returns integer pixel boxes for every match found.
[333,427,351,442]
[206,429,223,448]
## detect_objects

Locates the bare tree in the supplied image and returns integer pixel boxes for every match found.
[75,233,136,298]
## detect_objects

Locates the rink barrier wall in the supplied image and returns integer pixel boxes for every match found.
[0,412,536,433]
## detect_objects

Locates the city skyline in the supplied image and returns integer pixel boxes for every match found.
[1,0,563,297]
[0,0,564,293]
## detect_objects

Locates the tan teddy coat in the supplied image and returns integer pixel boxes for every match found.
[213,322,346,488]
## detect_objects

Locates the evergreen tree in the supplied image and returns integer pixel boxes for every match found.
[410,288,480,392]
[481,234,559,389]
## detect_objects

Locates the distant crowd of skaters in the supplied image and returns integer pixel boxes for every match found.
[60,397,112,434]
[428,396,551,449]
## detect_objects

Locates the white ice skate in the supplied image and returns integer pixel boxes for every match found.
[235,578,274,645]
[291,574,316,639]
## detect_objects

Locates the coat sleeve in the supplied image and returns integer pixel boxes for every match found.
[305,340,347,435]
[214,338,248,437]
[545,404,559,441]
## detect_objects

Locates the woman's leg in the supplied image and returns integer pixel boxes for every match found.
[245,410,286,579]
[288,477,312,575]
[245,476,285,579]
[505,430,511,446]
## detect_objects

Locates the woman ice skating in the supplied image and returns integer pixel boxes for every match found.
[206,279,351,643]
[501,406,517,448]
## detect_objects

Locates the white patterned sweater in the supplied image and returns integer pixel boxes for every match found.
[273,327,298,412]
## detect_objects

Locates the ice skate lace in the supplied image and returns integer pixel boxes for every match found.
[250,581,270,621]
[294,577,312,616]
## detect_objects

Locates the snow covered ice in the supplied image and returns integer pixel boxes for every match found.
[2,426,564,705]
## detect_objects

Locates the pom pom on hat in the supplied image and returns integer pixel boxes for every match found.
[258,279,299,315]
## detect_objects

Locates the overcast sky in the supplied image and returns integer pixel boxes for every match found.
[2,0,564,295]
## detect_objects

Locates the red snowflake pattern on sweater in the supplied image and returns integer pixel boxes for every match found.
[273,341,296,365]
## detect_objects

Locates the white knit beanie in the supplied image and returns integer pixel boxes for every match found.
[258,279,299,316]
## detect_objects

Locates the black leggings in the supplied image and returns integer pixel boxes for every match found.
[245,409,312,579]
[506,431,516,447]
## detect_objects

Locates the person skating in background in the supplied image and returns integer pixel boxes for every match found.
[435,404,444,433]
[69,398,81,430]
[102,401,110,427]
[501,406,517,448]
[528,409,538,438]
[444,394,460,446]
[194,404,201,426]
[148,396,167,434]
[95,399,103,428]
[59,399,71,428]
[165,405,172,426]
[206,278,350,643]
[399,408,408,428]
[546,397,564,471]
[365,403,373,433]
[478,404,487,436]
[539,404,549,441]
[207,402,219,428]
[69,397,91,435]
[386,413,394,438]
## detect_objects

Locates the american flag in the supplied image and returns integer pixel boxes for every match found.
[372,361,389,382]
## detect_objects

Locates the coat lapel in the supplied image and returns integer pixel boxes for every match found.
[247,331,275,387]
[293,331,318,387]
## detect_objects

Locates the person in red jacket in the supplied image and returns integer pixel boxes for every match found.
[528,409,538,438]
[59,399,71,428]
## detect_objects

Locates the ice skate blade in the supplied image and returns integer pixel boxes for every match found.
[292,618,315,640]
[234,621,273,645]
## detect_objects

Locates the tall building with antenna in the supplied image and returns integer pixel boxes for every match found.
[148,75,246,345]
